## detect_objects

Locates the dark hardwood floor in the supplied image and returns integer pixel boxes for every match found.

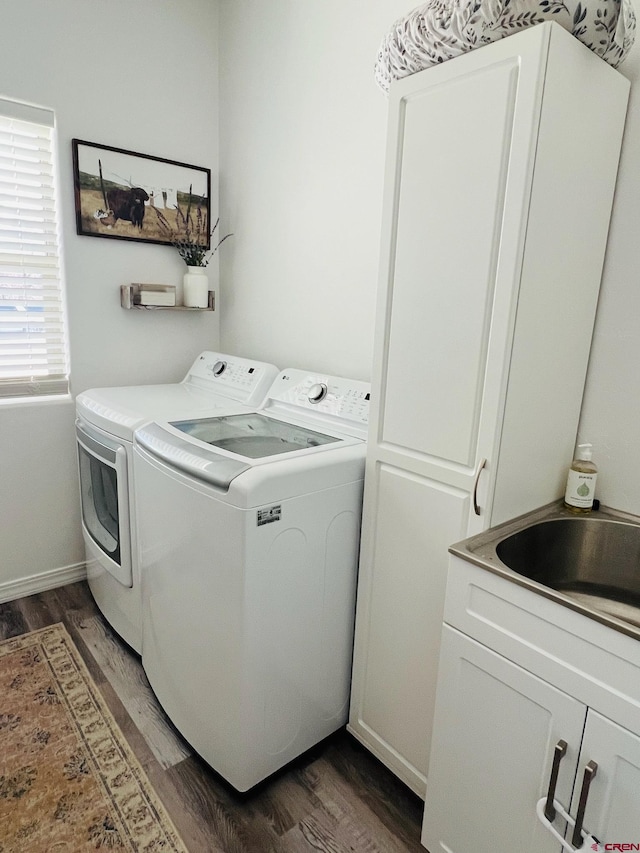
[0,581,425,852]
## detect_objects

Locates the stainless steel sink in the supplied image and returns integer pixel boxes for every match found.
[450,502,640,638]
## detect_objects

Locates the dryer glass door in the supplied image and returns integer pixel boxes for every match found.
[76,421,133,587]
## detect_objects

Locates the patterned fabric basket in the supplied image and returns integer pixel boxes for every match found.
[375,0,636,92]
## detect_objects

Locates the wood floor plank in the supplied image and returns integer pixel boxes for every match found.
[322,733,424,851]
[169,758,277,853]
[15,589,59,632]
[250,770,324,838]
[288,809,345,853]
[0,599,29,640]
[291,756,423,853]
[54,579,96,612]
[69,611,191,769]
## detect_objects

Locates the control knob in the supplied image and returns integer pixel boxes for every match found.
[212,360,227,376]
[308,382,328,403]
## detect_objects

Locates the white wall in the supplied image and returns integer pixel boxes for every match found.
[218,4,640,516]
[0,0,219,588]
[578,36,640,514]
[218,0,411,380]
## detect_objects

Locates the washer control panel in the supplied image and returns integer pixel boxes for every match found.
[185,352,279,406]
[266,370,371,431]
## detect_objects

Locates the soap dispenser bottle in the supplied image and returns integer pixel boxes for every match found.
[564,443,598,513]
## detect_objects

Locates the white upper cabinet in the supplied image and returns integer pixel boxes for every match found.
[348,22,630,797]
[381,58,522,468]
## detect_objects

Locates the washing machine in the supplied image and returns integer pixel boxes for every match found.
[75,352,279,653]
[133,369,371,791]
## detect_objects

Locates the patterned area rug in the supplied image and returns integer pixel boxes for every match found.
[0,623,188,852]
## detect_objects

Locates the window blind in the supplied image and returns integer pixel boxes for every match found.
[0,98,69,398]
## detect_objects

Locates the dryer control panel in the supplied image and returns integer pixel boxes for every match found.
[263,370,371,437]
[184,352,279,407]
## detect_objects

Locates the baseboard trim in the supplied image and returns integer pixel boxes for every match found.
[0,562,87,605]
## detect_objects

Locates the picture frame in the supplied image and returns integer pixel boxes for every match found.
[71,139,212,247]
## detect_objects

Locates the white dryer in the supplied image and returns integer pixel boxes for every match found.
[75,352,279,652]
[133,369,370,791]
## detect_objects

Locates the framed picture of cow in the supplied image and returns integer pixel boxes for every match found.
[71,139,212,247]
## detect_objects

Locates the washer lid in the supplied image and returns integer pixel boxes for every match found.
[135,422,252,489]
[134,410,359,491]
[170,413,339,459]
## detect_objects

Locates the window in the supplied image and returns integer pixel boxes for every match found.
[0,98,69,398]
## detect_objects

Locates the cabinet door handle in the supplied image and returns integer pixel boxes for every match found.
[571,760,598,849]
[473,458,487,515]
[544,739,568,822]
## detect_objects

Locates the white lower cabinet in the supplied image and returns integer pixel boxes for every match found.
[422,562,640,852]
[422,626,583,852]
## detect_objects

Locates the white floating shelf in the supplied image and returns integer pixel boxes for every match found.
[120,284,215,311]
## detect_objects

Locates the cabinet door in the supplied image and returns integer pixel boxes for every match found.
[422,626,586,853]
[568,710,640,847]
[371,26,550,521]
[349,465,470,792]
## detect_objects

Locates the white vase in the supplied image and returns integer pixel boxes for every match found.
[183,266,209,308]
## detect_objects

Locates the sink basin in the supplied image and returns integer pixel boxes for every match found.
[495,517,640,628]
[451,503,640,637]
